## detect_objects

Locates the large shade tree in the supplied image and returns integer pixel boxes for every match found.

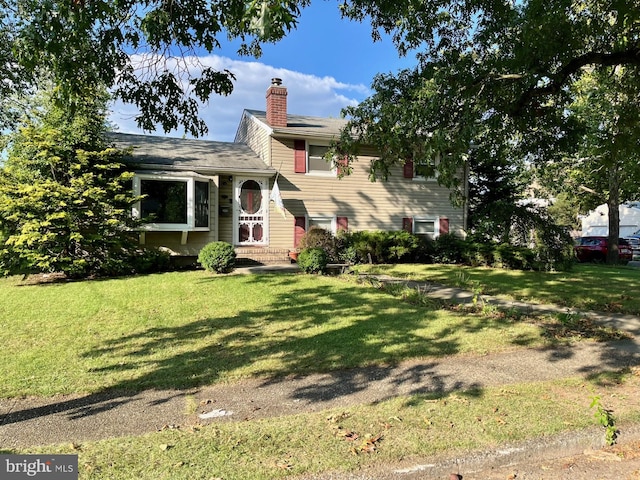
[2,0,309,135]
[331,0,640,259]
[542,67,640,262]
[4,0,637,138]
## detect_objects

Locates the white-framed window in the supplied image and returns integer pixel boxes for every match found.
[413,155,439,181]
[307,144,336,176]
[132,173,210,231]
[413,217,440,239]
[308,216,336,233]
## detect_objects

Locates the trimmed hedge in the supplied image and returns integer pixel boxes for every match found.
[298,247,328,274]
[198,241,236,274]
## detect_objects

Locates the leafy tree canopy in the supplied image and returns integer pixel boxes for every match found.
[539,66,640,261]
[2,0,309,135]
[0,87,149,277]
[335,0,640,184]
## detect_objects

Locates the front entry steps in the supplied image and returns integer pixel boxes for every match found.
[234,247,292,266]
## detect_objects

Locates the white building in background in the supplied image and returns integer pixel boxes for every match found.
[581,202,640,237]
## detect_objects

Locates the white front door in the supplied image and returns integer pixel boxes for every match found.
[234,177,269,245]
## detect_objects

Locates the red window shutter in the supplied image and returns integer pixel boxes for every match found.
[336,156,349,176]
[337,216,348,231]
[403,160,414,179]
[439,217,449,235]
[294,140,306,173]
[294,216,306,247]
[402,217,413,233]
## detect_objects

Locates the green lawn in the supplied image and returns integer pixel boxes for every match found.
[356,263,640,314]
[1,270,550,397]
[2,266,639,479]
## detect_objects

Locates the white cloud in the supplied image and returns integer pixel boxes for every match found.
[108,55,369,142]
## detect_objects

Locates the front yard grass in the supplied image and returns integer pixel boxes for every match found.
[2,267,639,478]
[0,270,553,398]
[356,263,640,315]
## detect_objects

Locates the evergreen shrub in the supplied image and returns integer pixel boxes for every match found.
[298,247,328,274]
[198,241,236,273]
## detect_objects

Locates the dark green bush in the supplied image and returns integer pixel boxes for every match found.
[129,247,172,274]
[198,241,236,273]
[457,234,573,272]
[298,247,328,274]
[348,230,387,263]
[341,230,421,264]
[335,230,359,264]
[431,234,467,264]
[307,226,572,272]
[299,227,338,262]
[462,240,495,267]
[387,230,422,262]
[530,227,575,271]
[492,243,536,270]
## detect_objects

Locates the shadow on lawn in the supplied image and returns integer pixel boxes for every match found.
[1,272,638,428]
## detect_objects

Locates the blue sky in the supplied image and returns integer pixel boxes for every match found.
[109,2,416,142]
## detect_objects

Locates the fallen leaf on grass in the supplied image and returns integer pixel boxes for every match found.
[326,412,351,423]
[334,428,359,441]
[274,460,294,470]
[351,434,384,455]
[379,420,393,430]
[159,444,173,451]
[160,424,180,431]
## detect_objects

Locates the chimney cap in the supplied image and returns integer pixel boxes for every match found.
[271,77,283,86]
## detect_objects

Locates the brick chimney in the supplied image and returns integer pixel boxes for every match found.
[266,78,287,127]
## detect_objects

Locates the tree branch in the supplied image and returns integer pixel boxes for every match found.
[512,46,640,115]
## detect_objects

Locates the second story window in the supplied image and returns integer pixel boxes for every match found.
[308,145,334,175]
[414,158,436,179]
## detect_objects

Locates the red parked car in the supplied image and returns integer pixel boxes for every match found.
[574,236,633,263]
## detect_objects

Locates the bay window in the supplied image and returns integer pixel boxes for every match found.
[133,174,210,231]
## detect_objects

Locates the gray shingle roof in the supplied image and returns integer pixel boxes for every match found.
[245,110,348,139]
[109,133,275,175]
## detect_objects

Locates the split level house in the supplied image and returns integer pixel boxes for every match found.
[112,78,467,264]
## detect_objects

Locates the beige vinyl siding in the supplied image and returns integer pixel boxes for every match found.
[141,231,216,255]
[218,176,234,243]
[235,114,272,166]
[268,139,465,250]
